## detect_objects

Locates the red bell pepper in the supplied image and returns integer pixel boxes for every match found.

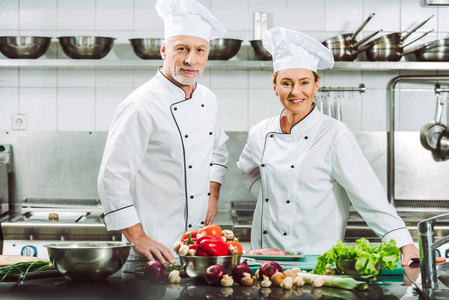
[179,232,198,253]
[196,234,229,256]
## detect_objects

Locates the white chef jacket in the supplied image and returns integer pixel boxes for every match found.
[237,106,413,254]
[98,70,228,251]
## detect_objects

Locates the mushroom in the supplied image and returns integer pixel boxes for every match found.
[172,240,181,253]
[284,269,298,280]
[280,276,293,290]
[311,276,324,288]
[178,244,189,256]
[240,272,254,287]
[293,276,305,287]
[220,274,234,287]
[168,270,181,284]
[271,272,286,287]
[260,275,272,288]
[222,229,235,241]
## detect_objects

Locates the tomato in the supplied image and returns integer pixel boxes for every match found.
[199,224,222,238]
[181,230,198,241]
[227,241,243,255]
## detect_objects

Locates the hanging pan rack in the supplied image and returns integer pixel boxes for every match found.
[318,83,366,95]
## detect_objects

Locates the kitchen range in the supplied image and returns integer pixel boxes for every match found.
[1,197,120,260]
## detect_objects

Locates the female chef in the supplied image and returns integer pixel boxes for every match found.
[237,27,419,265]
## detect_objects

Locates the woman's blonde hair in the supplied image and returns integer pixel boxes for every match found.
[272,70,320,85]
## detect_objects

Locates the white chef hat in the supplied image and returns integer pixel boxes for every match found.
[155,0,226,41]
[263,27,334,72]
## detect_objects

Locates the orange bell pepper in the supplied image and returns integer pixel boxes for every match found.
[198,224,222,238]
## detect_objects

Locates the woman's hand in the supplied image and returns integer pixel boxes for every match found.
[400,243,420,266]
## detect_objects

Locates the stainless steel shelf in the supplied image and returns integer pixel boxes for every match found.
[1,59,449,71]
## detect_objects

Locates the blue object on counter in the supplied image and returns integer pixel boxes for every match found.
[21,245,38,257]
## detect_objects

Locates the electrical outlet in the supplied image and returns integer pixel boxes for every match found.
[12,114,27,130]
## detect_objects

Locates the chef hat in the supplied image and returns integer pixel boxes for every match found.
[155,0,226,41]
[263,27,334,72]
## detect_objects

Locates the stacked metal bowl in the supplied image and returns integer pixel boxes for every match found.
[208,38,242,60]
[249,39,271,60]
[58,36,115,59]
[129,38,162,59]
[0,36,52,59]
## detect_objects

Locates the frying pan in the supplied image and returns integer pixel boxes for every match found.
[365,42,431,62]
[420,86,446,151]
[322,13,381,61]
[411,42,449,62]
[364,15,434,61]
[369,15,434,47]
[435,91,449,161]
[323,29,382,61]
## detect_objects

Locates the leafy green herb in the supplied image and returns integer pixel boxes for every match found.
[313,238,401,275]
[166,264,183,273]
[0,261,55,281]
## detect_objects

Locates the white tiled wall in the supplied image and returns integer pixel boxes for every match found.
[1,0,449,132]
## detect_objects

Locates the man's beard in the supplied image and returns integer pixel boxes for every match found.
[171,67,201,86]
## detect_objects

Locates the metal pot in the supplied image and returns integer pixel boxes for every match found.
[322,13,381,61]
[420,86,447,152]
[365,15,434,61]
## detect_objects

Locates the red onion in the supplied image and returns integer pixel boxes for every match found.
[204,264,226,285]
[258,261,283,279]
[144,260,167,283]
[231,259,253,284]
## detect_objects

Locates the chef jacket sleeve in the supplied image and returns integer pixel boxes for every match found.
[98,99,152,231]
[236,132,261,199]
[210,112,229,184]
[330,128,413,248]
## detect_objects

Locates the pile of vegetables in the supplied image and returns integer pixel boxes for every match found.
[313,238,401,276]
[173,224,243,257]
[0,261,55,281]
[203,259,369,291]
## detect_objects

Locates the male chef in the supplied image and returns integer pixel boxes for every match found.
[97,0,228,264]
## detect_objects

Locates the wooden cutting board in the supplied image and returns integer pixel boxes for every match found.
[0,255,41,267]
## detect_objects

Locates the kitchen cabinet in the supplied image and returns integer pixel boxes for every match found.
[1,59,449,71]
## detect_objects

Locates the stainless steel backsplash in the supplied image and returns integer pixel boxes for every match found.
[0,131,448,219]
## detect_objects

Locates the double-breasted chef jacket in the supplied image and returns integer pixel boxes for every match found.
[98,69,228,252]
[237,106,413,255]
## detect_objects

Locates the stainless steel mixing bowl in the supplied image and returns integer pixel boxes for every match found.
[180,255,241,279]
[44,242,133,280]
[58,36,115,59]
[129,38,162,59]
[208,38,242,60]
[0,36,52,59]
[249,39,271,60]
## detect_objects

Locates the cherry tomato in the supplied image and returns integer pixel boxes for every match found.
[226,241,243,255]
[181,230,198,242]
[198,224,222,238]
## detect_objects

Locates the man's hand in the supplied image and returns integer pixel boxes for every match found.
[122,224,176,264]
[400,243,420,266]
[205,181,221,226]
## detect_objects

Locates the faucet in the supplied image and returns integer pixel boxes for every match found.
[418,212,449,288]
